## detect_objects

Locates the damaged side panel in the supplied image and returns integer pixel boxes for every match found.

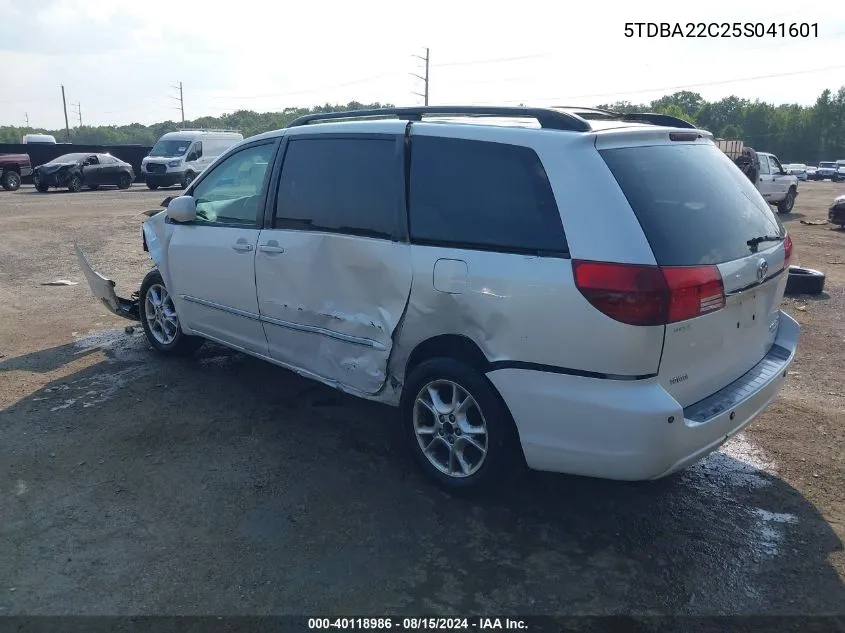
[255,229,413,396]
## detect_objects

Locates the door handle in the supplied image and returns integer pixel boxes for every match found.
[259,242,285,254]
[231,243,254,252]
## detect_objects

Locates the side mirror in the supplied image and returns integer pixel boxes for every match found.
[166,195,197,223]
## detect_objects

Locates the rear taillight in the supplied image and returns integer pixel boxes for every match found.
[783,233,793,268]
[572,260,725,326]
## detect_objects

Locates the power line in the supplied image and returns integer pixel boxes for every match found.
[203,72,400,102]
[472,63,845,105]
[432,53,548,68]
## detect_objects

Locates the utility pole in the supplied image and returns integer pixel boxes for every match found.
[25,113,29,128]
[61,85,71,141]
[169,81,185,128]
[71,102,82,128]
[411,47,430,106]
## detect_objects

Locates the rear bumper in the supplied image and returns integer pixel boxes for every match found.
[487,311,799,480]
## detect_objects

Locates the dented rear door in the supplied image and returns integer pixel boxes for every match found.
[254,129,412,395]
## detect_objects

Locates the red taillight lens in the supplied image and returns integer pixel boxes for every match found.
[783,233,793,268]
[572,260,725,326]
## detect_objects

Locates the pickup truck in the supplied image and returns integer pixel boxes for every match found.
[816,161,838,181]
[715,140,798,214]
[0,153,33,191]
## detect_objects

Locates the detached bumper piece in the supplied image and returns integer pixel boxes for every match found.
[74,243,140,321]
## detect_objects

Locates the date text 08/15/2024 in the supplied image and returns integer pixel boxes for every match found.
[624,22,819,38]
[308,618,528,630]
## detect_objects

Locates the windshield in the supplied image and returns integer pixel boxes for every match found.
[150,140,191,157]
[48,153,87,164]
[820,162,836,168]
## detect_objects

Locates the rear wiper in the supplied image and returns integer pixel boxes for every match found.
[747,235,784,250]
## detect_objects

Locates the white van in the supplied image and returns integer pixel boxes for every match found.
[22,134,57,144]
[142,130,243,190]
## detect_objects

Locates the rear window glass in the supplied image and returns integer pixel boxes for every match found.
[600,143,784,266]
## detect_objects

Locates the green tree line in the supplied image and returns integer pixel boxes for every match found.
[598,86,845,163]
[3,88,845,163]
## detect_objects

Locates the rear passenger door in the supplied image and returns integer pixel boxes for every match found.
[254,129,412,395]
[98,155,120,185]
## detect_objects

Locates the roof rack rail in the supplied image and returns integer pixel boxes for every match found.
[285,106,592,132]
[174,128,241,134]
[554,106,697,129]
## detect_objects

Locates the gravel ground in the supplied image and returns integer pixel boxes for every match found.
[0,182,843,616]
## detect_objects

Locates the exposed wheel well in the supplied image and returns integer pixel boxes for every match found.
[2,164,20,173]
[404,334,490,378]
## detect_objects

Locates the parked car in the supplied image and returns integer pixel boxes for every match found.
[33,153,134,192]
[784,163,808,181]
[75,106,799,493]
[829,194,845,228]
[806,165,818,180]
[0,152,32,191]
[816,161,838,180]
[714,141,798,213]
[142,130,243,190]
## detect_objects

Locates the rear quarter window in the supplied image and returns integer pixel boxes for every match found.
[600,143,784,266]
[409,135,567,255]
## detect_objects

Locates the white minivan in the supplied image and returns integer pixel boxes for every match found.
[142,130,243,190]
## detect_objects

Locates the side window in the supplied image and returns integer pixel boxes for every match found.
[274,137,398,239]
[409,136,567,254]
[188,142,202,161]
[769,156,782,173]
[84,155,99,166]
[759,156,770,175]
[191,143,274,226]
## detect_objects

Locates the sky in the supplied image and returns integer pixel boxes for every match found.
[1,0,844,130]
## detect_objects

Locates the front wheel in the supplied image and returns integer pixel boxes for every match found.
[67,174,83,193]
[181,171,196,189]
[401,358,521,494]
[35,181,49,192]
[146,181,160,190]
[117,172,132,189]
[777,189,796,214]
[1,170,21,191]
[139,270,203,356]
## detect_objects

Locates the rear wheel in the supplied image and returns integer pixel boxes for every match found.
[1,169,21,191]
[67,174,83,193]
[139,269,203,356]
[401,357,521,494]
[777,188,796,214]
[117,172,132,189]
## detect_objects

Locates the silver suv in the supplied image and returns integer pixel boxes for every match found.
[77,106,799,493]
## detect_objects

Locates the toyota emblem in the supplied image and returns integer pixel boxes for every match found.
[757,258,768,282]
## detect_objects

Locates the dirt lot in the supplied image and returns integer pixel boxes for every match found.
[0,182,843,616]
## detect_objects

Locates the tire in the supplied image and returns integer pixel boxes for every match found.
[785,266,826,296]
[139,269,203,356]
[146,181,160,190]
[67,174,83,193]
[88,184,100,191]
[117,172,132,189]
[400,357,521,494]
[181,171,196,189]
[777,188,796,214]
[35,182,49,193]
[1,169,21,191]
